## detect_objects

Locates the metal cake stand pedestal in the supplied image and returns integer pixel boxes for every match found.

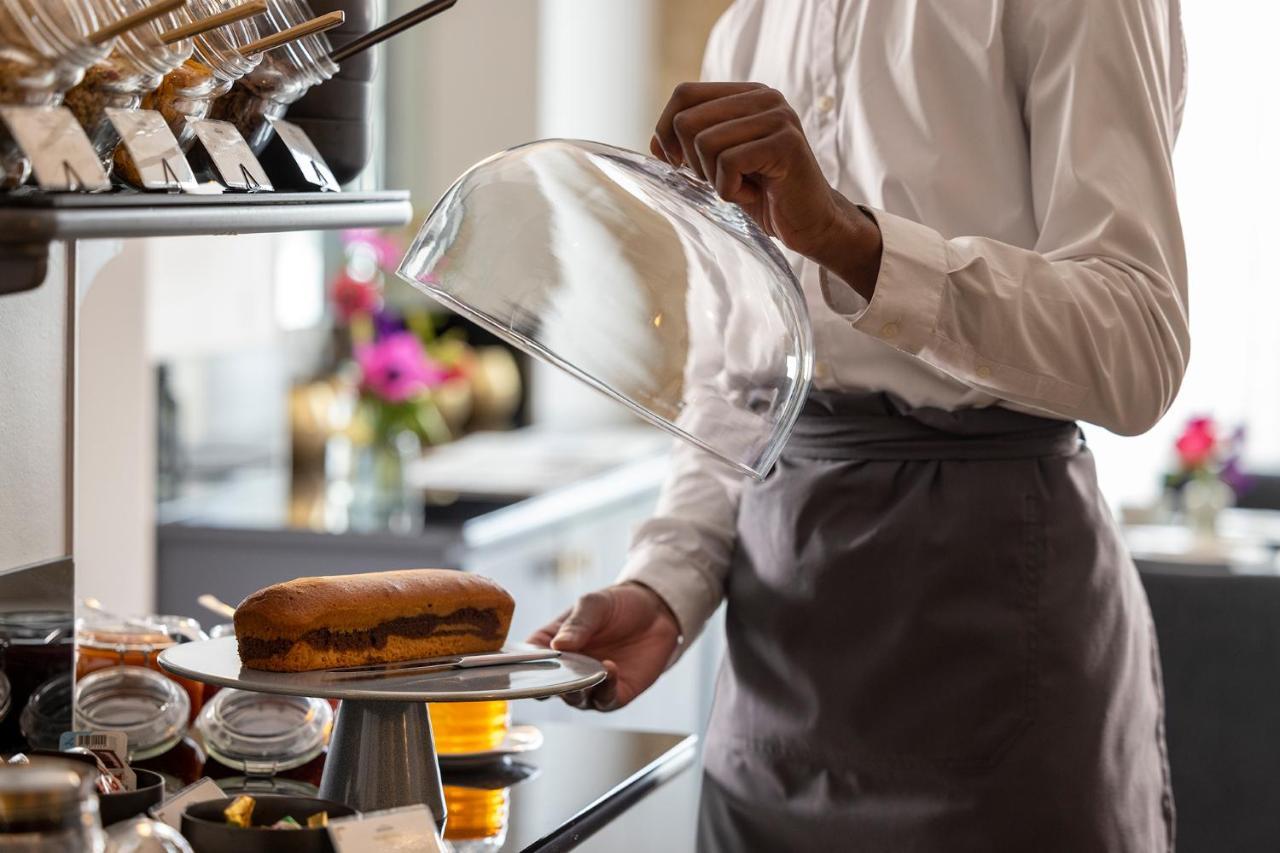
[159,636,606,832]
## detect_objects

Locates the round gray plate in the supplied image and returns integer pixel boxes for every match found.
[159,636,606,702]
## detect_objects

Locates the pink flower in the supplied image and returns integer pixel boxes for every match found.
[1175,416,1218,470]
[333,273,381,321]
[356,332,449,403]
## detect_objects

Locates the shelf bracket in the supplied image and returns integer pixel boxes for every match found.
[0,241,50,296]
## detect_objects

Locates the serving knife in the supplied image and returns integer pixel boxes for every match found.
[321,647,561,682]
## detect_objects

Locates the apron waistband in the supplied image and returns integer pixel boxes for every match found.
[784,391,1082,462]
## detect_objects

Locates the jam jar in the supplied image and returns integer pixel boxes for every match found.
[73,666,205,793]
[0,761,108,852]
[208,0,335,153]
[18,674,74,752]
[61,0,192,162]
[141,0,261,150]
[196,688,331,794]
[0,611,74,754]
[76,615,205,723]
[0,0,110,187]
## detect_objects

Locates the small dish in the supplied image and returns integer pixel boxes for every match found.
[438,724,543,768]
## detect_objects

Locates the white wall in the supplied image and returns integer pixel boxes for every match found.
[0,247,71,573]
[76,241,154,614]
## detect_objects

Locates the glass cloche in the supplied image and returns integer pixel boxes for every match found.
[397,139,814,479]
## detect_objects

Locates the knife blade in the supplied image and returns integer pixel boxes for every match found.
[320,647,561,681]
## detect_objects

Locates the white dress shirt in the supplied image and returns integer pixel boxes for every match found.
[621,0,1189,643]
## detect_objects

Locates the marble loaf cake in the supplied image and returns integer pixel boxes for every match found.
[234,569,515,672]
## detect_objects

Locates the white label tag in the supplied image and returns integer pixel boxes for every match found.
[328,805,447,852]
[267,117,340,192]
[106,108,199,192]
[149,777,225,829]
[0,106,110,191]
[60,730,136,791]
[189,118,273,191]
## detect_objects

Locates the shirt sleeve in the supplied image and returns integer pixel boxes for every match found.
[820,0,1189,437]
[617,8,750,645]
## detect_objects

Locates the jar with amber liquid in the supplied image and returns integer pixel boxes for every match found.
[76,616,205,723]
[443,785,509,851]
[428,700,510,755]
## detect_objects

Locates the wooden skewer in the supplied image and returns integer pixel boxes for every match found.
[240,10,345,56]
[87,0,188,45]
[159,0,267,45]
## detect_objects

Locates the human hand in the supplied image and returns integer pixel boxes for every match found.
[528,582,681,712]
[652,81,882,299]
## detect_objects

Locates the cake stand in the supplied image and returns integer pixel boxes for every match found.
[159,636,606,831]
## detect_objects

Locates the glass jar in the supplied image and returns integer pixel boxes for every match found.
[61,0,192,161]
[196,689,331,791]
[0,0,109,187]
[18,674,73,752]
[429,701,511,755]
[0,671,11,725]
[208,0,336,153]
[76,616,205,723]
[0,762,107,852]
[141,0,261,150]
[0,611,74,754]
[73,666,205,792]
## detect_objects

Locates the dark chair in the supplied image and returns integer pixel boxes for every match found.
[1139,566,1280,853]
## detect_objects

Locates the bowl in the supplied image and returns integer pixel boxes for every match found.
[180,794,355,853]
[99,767,166,826]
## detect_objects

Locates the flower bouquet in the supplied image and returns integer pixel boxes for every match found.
[1163,416,1249,535]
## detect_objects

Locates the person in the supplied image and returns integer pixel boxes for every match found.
[530,0,1187,850]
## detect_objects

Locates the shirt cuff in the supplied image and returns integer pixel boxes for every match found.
[818,206,948,355]
[618,542,723,648]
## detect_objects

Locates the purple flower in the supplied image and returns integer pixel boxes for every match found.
[372,308,407,340]
[355,332,449,403]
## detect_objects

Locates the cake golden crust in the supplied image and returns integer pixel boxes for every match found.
[233,569,515,672]
[234,569,513,638]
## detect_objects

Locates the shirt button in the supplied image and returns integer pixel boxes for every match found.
[816,95,835,114]
[879,322,899,339]
[976,365,993,379]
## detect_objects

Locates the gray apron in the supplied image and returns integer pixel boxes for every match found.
[698,391,1174,853]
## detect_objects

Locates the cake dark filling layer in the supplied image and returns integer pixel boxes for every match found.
[240,608,502,660]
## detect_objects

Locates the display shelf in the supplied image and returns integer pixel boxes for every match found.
[0,190,413,295]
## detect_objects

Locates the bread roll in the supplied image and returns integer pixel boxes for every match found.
[234,569,515,672]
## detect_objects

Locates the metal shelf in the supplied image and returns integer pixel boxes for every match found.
[0,190,414,294]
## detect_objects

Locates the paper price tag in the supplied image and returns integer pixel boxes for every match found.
[266,117,340,192]
[149,777,225,828]
[59,730,136,791]
[0,105,110,191]
[328,805,447,852]
[106,108,199,192]
[189,118,272,192]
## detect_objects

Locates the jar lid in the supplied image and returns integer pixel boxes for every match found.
[397,139,815,479]
[0,610,74,645]
[74,666,189,761]
[197,689,331,775]
[0,762,96,831]
[76,615,173,653]
[19,673,73,751]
